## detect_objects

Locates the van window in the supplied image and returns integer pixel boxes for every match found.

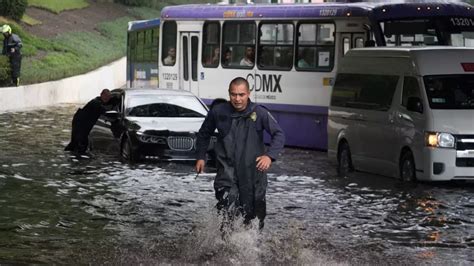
[402,77,421,107]
[332,73,399,111]
[424,75,474,109]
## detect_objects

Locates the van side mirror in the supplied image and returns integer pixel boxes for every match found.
[406,97,423,113]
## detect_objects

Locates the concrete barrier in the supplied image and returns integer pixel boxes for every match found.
[0,57,126,113]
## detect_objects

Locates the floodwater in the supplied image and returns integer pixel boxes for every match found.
[0,105,473,264]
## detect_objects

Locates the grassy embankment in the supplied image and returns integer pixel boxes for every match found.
[1,0,216,86]
[0,1,161,86]
[27,0,90,13]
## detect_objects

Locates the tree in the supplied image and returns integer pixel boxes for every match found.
[0,0,28,21]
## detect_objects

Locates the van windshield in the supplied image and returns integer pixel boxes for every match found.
[424,75,474,109]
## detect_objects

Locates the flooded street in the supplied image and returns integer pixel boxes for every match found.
[0,106,473,264]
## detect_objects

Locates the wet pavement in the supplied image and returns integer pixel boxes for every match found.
[0,105,473,264]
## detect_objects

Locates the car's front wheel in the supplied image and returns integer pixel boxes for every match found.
[121,137,138,163]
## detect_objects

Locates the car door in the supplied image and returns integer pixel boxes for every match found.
[90,94,124,153]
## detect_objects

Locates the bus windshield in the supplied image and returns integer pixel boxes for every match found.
[380,18,474,47]
[424,75,474,110]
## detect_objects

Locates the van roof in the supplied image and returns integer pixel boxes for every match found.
[344,47,474,75]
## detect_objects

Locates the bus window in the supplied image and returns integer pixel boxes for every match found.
[191,36,198,81]
[258,22,294,70]
[381,20,439,46]
[343,37,350,54]
[355,37,364,48]
[183,36,189,81]
[136,31,144,62]
[162,21,177,66]
[296,22,335,71]
[128,32,137,63]
[222,21,256,69]
[202,22,220,68]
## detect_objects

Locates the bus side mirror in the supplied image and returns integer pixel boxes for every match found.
[406,97,423,113]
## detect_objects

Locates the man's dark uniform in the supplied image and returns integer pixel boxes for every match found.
[2,33,22,86]
[65,97,108,154]
[196,101,285,228]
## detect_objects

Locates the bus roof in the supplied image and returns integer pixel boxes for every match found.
[160,2,474,21]
[160,3,373,20]
[128,19,160,32]
[370,2,474,20]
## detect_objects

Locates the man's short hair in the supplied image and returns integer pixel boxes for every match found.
[101,89,110,96]
[228,77,249,92]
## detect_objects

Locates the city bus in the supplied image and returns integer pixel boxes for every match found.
[127,19,161,88]
[128,1,474,149]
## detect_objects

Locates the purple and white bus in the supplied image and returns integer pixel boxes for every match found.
[128,1,474,149]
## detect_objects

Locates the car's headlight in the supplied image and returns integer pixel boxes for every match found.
[137,132,166,144]
[425,132,455,148]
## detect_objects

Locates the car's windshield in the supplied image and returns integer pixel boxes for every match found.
[424,75,474,109]
[125,94,207,117]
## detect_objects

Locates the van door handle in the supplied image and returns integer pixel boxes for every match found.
[398,113,413,122]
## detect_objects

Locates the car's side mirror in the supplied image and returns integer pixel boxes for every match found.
[406,97,423,113]
[104,110,120,121]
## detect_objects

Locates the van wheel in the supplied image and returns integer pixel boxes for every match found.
[400,151,416,182]
[338,142,353,177]
[121,138,137,163]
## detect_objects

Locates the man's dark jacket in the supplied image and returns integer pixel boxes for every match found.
[65,97,107,153]
[196,101,285,222]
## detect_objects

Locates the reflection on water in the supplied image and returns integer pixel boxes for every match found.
[0,106,473,264]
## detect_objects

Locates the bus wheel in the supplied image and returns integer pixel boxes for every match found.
[338,142,353,177]
[400,151,416,182]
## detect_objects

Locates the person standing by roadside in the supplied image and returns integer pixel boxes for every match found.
[1,24,22,86]
[65,89,113,155]
[195,77,285,230]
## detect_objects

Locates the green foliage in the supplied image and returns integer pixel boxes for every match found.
[27,0,89,14]
[21,14,41,26]
[114,0,147,6]
[0,56,11,86]
[21,16,132,84]
[0,0,28,20]
[127,7,161,19]
[1,0,218,86]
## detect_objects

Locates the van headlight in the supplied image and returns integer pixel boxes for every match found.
[425,132,455,148]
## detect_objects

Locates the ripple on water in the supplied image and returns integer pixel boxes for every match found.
[1,106,474,264]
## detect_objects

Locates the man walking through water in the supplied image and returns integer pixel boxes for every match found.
[195,77,285,230]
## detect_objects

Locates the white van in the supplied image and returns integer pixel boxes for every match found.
[328,47,474,181]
